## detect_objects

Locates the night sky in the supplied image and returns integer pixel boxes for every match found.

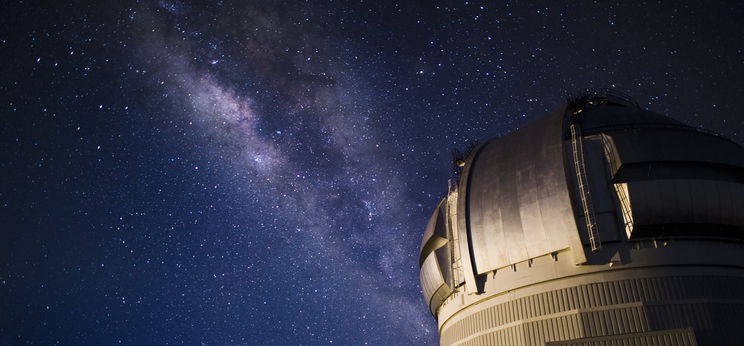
[2,1,743,345]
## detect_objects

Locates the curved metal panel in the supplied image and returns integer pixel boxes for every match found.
[609,129,744,169]
[604,126,744,238]
[428,284,451,316]
[627,179,744,235]
[434,246,452,290]
[466,109,581,273]
[420,199,445,250]
[419,252,451,315]
[419,199,447,266]
[457,142,486,293]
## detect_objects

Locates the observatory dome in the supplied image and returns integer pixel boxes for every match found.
[420,92,744,345]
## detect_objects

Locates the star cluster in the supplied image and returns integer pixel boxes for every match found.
[1,1,743,345]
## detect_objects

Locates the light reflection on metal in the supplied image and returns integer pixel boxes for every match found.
[597,133,635,238]
[419,94,744,345]
[464,112,584,274]
[419,252,451,315]
[614,182,634,238]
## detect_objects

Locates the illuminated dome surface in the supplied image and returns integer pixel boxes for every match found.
[420,94,744,345]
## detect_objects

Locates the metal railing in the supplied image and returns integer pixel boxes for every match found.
[446,179,464,289]
[570,124,602,251]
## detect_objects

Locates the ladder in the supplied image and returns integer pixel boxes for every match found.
[446,179,464,289]
[570,124,602,251]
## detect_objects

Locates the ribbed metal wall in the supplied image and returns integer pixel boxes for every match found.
[422,99,744,346]
[546,328,698,346]
[440,275,744,345]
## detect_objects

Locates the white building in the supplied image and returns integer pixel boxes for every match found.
[420,93,744,345]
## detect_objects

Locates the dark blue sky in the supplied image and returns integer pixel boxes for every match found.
[1,1,743,345]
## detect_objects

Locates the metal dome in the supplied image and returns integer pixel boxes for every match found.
[420,94,744,345]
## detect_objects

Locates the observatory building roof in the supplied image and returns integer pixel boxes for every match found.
[419,94,744,316]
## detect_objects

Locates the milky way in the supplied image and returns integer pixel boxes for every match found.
[134,2,431,342]
[146,2,428,336]
[2,1,743,345]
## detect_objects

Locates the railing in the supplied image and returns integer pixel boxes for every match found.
[570,124,602,251]
[446,179,464,289]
